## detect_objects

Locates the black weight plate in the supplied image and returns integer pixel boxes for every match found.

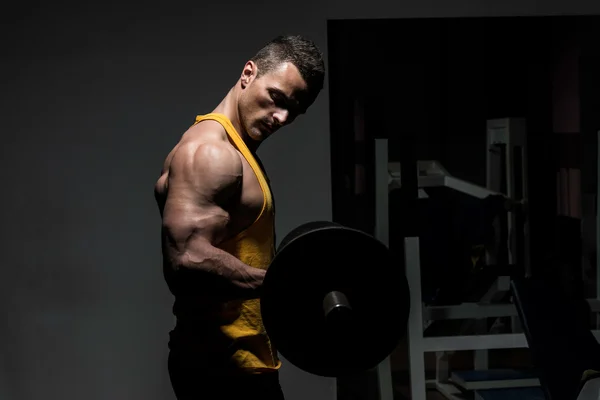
[260,221,410,377]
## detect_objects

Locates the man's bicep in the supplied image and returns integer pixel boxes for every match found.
[191,142,243,216]
[192,142,243,198]
[165,142,243,245]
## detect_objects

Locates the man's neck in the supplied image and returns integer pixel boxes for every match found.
[212,87,260,153]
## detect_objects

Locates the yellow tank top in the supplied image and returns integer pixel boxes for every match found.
[189,112,281,373]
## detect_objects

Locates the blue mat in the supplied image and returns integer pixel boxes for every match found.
[475,387,546,400]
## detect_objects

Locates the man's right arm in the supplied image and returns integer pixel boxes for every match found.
[162,140,266,301]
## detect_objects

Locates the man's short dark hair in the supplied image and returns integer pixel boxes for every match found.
[250,35,325,109]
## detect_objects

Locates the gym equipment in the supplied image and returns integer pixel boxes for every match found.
[450,369,539,391]
[511,277,600,400]
[374,118,534,400]
[260,221,410,377]
[474,387,545,400]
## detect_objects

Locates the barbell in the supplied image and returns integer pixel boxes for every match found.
[260,221,411,377]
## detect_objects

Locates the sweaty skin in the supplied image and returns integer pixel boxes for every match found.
[154,121,267,301]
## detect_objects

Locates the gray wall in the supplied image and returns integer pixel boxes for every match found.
[1,1,598,400]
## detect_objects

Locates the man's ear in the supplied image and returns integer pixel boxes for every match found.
[240,61,257,88]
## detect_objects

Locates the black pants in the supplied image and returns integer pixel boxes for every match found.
[168,350,285,400]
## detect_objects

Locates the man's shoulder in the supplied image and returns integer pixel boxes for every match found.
[190,117,228,133]
[184,118,230,143]
[172,132,240,175]
[176,117,237,153]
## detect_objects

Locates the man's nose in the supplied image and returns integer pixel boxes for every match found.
[273,109,289,126]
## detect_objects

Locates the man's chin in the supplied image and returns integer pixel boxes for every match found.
[252,128,272,141]
[247,130,266,142]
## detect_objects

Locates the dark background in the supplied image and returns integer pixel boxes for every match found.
[329,15,599,281]
[328,15,600,399]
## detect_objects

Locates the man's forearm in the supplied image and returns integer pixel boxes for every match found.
[176,244,266,300]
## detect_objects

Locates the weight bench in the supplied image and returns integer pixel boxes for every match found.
[511,278,600,400]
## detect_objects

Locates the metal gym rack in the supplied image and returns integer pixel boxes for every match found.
[373,119,600,400]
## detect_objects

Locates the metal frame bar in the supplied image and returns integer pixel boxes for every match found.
[388,160,506,199]
[425,299,600,321]
[374,138,395,400]
[425,303,518,320]
[406,236,427,400]
[596,130,600,330]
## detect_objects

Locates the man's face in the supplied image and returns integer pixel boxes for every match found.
[238,61,309,142]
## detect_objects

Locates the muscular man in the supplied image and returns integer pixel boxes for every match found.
[154,35,325,400]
